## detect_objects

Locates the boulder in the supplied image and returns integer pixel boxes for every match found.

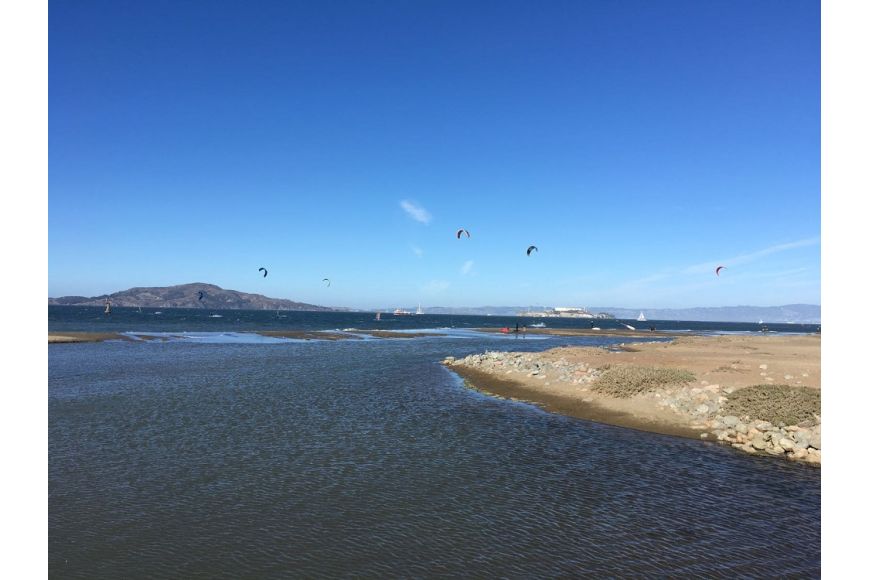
[791,448,808,460]
[722,415,740,427]
[751,437,767,450]
[779,438,795,451]
[810,434,821,450]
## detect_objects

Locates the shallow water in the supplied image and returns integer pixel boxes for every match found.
[49,304,820,335]
[49,332,820,578]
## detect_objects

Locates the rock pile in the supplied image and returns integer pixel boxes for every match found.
[443,349,821,465]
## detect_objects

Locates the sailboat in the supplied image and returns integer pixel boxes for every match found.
[375,312,382,321]
[104,300,111,315]
[138,306,142,313]
[416,304,424,315]
[637,312,646,322]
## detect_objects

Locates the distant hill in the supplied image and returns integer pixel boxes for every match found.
[48,283,335,311]
[423,304,820,323]
[589,304,821,324]
[418,306,552,316]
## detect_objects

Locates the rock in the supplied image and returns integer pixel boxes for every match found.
[759,364,768,370]
[809,434,821,450]
[779,438,795,451]
[700,433,709,439]
[756,421,773,431]
[791,448,808,460]
[443,356,455,364]
[766,446,785,456]
[735,423,748,434]
[751,437,767,450]
[722,415,739,427]
[696,404,710,415]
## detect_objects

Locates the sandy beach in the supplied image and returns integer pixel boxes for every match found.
[445,333,821,464]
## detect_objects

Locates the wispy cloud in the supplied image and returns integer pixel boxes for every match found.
[400,200,431,224]
[461,260,474,275]
[683,237,820,274]
[606,236,821,301]
[410,244,423,258]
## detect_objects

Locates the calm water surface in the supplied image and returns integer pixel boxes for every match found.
[49,311,820,578]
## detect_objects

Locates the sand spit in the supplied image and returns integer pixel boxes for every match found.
[256,330,362,341]
[444,334,821,465]
[48,332,135,344]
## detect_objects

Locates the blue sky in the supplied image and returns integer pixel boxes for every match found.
[49,0,820,309]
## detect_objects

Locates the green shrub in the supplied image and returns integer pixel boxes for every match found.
[723,384,820,426]
[592,366,695,398]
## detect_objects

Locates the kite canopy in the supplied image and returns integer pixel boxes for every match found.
[259,267,268,277]
[715,265,726,276]
[526,245,538,256]
[322,278,331,287]
[197,291,205,301]
[456,228,470,239]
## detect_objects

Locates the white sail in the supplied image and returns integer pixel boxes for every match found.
[637,312,646,322]
[416,304,423,315]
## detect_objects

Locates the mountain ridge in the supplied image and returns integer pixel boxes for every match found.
[48,283,336,311]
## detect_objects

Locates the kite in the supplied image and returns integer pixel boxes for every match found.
[456,229,470,239]
[526,245,538,256]
[715,265,726,277]
[259,267,268,277]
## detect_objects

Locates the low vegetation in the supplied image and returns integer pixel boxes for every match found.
[723,384,821,426]
[592,366,695,398]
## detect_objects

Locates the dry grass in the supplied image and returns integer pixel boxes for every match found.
[592,366,695,398]
[723,384,821,426]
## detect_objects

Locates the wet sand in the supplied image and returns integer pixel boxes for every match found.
[49,332,134,343]
[453,364,701,439]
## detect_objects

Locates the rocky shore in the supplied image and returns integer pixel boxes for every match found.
[443,335,820,465]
